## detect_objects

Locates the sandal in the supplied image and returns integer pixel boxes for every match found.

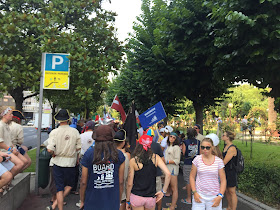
[0,188,5,196]
[181,198,192,204]
[166,203,177,208]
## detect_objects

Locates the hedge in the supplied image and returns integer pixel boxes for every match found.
[238,162,280,207]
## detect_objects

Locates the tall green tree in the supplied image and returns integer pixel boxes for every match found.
[206,0,280,101]
[107,0,185,116]
[109,0,231,130]
[0,0,123,112]
[151,0,231,128]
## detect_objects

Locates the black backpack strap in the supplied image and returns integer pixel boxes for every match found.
[225,144,236,153]
[135,158,141,170]
[225,145,237,170]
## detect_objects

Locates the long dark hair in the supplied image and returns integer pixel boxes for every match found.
[93,141,119,165]
[187,127,197,140]
[132,143,153,165]
[167,135,180,146]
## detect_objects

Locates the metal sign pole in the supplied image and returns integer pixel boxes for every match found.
[35,53,45,195]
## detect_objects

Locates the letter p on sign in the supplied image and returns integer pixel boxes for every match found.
[52,56,64,69]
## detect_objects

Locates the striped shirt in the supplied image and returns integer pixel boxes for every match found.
[192,155,224,195]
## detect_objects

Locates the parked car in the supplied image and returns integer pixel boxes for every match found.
[27,120,34,126]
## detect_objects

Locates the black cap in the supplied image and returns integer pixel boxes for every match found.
[113,129,126,142]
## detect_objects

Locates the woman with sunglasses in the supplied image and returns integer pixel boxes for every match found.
[222,131,238,210]
[163,132,181,210]
[190,138,226,210]
[126,134,171,210]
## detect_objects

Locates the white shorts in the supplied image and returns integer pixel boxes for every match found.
[0,160,14,176]
[192,192,222,210]
[1,160,14,171]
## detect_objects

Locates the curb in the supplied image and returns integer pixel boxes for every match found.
[237,192,277,210]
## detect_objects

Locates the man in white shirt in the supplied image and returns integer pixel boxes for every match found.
[194,124,204,141]
[47,109,81,210]
[80,121,95,155]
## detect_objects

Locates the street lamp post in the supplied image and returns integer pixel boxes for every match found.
[228,103,233,124]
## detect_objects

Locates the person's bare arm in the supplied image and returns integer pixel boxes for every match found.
[126,159,135,209]
[190,164,202,203]
[212,167,226,207]
[0,142,10,151]
[157,155,171,193]
[182,143,186,156]
[80,166,88,209]
[156,154,171,202]
[223,147,236,165]
[119,162,125,202]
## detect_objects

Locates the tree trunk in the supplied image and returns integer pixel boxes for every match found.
[52,104,56,129]
[193,102,204,134]
[164,114,168,126]
[86,106,90,119]
[9,87,24,112]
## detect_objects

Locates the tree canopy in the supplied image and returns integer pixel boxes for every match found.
[205,0,280,99]
[0,0,123,114]
[107,0,232,130]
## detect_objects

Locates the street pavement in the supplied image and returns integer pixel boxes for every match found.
[18,172,255,210]
[23,126,49,149]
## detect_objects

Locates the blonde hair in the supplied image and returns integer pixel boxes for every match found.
[201,138,214,146]
[225,131,235,141]
[213,146,223,158]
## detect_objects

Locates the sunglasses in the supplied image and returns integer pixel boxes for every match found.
[194,127,198,130]
[170,135,176,139]
[201,146,211,150]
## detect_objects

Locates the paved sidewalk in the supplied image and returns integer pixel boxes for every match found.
[18,173,267,210]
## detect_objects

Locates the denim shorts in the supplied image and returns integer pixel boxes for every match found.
[16,145,26,155]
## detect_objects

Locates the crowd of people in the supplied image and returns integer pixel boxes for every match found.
[0,106,239,210]
[42,108,240,210]
[0,107,32,196]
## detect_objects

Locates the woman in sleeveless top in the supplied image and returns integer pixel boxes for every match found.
[222,131,238,210]
[114,129,131,210]
[126,134,171,210]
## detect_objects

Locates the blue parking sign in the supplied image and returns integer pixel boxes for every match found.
[43,53,70,90]
[45,54,70,71]
[138,102,167,129]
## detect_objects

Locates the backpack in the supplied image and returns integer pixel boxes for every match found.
[227,145,245,174]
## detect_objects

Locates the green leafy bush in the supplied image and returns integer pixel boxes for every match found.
[238,163,280,206]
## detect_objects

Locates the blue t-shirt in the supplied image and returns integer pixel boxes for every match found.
[81,147,125,210]
[183,139,200,165]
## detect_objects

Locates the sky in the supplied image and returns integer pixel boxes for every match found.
[102,0,142,42]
